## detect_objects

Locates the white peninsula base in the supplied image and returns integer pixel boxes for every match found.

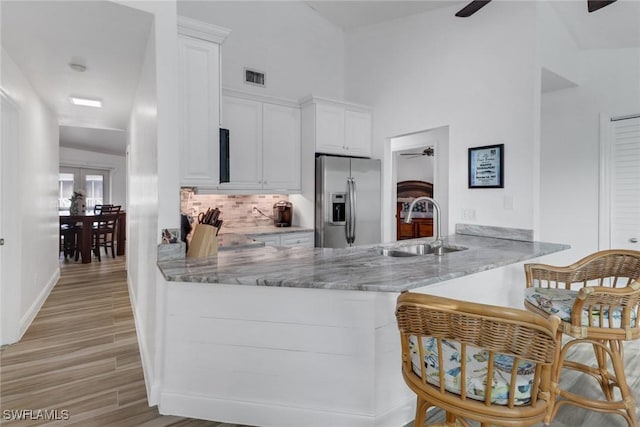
[158,281,413,427]
[153,266,537,427]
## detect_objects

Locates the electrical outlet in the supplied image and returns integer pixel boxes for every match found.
[462,208,476,221]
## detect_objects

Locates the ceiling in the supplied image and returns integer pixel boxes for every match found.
[1,1,152,156]
[304,1,464,30]
[2,1,638,156]
[305,0,640,49]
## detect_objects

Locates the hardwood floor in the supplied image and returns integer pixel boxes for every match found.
[1,255,638,426]
[0,255,249,427]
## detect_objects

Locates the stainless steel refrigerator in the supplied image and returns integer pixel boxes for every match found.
[315,155,381,248]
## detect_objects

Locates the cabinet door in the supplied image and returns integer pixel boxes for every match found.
[345,109,372,157]
[262,103,301,192]
[415,219,434,238]
[220,96,262,189]
[280,232,314,247]
[179,35,221,186]
[249,234,281,247]
[398,222,415,240]
[315,103,345,155]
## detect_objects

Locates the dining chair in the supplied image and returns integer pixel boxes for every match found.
[396,292,561,426]
[91,205,121,260]
[524,249,640,426]
[60,222,79,259]
[93,204,113,215]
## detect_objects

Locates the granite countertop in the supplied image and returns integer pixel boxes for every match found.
[157,233,569,293]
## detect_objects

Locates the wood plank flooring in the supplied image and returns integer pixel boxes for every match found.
[1,255,638,426]
[0,255,249,427]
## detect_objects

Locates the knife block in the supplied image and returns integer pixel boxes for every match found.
[186,223,218,258]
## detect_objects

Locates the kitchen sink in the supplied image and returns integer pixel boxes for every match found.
[376,243,467,257]
[376,248,420,257]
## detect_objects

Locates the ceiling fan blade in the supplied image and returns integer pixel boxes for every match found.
[588,0,617,13]
[455,0,492,17]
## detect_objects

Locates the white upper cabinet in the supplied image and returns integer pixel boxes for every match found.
[315,103,345,154]
[301,97,373,157]
[220,90,301,193]
[262,103,301,191]
[178,17,230,187]
[344,109,372,157]
[220,96,263,189]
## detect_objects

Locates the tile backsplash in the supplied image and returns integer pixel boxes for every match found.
[180,188,288,228]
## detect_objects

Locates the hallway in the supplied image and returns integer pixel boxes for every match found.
[0,256,247,426]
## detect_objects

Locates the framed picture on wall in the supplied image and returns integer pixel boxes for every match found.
[468,144,504,188]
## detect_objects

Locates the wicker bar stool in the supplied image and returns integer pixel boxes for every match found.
[524,249,640,426]
[396,292,561,427]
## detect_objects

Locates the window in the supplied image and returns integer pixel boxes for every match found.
[58,167,110,212]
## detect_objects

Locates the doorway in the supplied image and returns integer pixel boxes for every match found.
[386,126,450,241]
[599,114,640,250]
[1,90,21,344]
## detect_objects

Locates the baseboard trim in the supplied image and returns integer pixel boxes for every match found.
[159,391,413,427]
[128,277,159,406]
[19,268,60,340]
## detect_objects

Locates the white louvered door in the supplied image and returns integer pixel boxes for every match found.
[608,116,640,250]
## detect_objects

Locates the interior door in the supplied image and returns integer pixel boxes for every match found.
[608,116,640,249]
[1,91,20,344]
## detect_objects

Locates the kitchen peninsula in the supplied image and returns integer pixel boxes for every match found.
[154,226,568,427]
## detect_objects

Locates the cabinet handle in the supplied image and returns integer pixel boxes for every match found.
[263,180,267,185]
[630,238,638,243]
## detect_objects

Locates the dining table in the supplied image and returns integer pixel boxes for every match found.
[59,211,126,263]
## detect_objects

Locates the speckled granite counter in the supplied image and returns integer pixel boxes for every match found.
[157,233,569,292]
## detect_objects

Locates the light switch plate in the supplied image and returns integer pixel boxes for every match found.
[503,196,514,210]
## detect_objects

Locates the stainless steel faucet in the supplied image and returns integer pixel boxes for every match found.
[405,197,444,256]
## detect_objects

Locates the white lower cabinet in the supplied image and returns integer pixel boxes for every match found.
[249,231,313,248]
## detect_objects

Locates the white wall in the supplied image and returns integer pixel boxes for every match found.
[117,0,179,405]
[59,146,127,208]
[396,154,434,183]
[177,1,345,101]
[1,48,60,344]
[345,2,539,237]
[540,47,640,263]
[127,22,161,404]
[538,1,580,86]
[395,132,437,184]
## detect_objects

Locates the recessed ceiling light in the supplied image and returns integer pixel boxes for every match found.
[69,97,102,108]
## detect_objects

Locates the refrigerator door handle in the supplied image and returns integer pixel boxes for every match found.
[350,178,357,244]
[346,178,353,244]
